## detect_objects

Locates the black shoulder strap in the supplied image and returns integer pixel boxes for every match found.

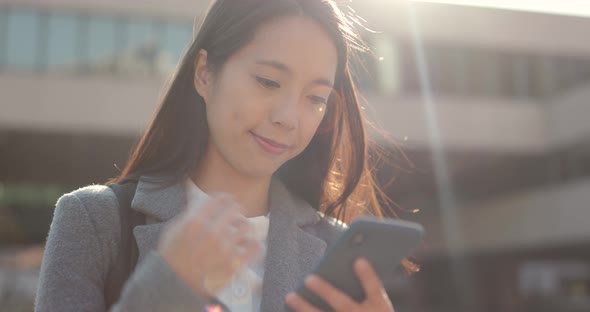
[104,181,144,309]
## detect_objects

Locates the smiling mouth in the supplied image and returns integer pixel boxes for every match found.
[250,132,291,155]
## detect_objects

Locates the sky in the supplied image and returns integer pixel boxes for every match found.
[412,0,590,18]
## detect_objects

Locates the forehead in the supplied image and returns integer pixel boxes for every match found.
[231,16,338,82]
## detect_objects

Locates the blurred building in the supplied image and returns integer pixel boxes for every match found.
[0,0,589,311]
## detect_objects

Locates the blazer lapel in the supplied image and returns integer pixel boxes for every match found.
[260,178,327,312]
[130,176,187,263]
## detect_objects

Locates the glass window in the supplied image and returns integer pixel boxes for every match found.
[46,13,78,71]
[0,9,6,66]
[126,20,155,50]
[162,23,191,66]
[511,54,531,98]
[86,16,116,71]
[6,10,39,69]
[480,52,502,96]
[120,20,159,74]
[373,35,399,95]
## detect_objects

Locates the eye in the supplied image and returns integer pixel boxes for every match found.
[256,76,280,89]
[308,95,327,105]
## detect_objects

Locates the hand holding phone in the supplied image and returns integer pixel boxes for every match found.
[288,217,424,311]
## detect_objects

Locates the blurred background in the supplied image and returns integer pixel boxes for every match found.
[1,0,589,311]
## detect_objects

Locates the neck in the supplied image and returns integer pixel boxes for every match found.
[191,147,271,218]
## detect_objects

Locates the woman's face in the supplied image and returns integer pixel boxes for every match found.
[194,16,338,178]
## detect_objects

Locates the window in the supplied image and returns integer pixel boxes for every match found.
[0,9,7,66]
[126,20,155,50]
[6,9,39,69]
[0,7,197,76]
[46,14,79,71]
[120,20,159,75]
[162,23,191,66]
[86,16,117,72]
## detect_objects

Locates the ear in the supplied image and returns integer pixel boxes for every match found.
[194,49,211,101]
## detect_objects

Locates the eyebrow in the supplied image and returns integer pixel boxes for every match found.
[255,59,334,88]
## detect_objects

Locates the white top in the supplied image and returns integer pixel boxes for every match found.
[185,179,269,312]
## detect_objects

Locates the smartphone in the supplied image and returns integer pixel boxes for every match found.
[288,217,424,311]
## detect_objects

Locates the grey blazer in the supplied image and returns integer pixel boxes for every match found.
[35,176,347,312]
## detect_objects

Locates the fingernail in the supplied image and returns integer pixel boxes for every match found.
[357,258,369,269]
[285,293,295,305]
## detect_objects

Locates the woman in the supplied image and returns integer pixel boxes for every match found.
[36,0,414,311]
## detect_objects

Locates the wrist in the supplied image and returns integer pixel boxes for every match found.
[158,249,212,299]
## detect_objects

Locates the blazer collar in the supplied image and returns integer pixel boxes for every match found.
[130,176,186,222]
[130,175,322,226]
[260,179,327,311]
[130,175,327,311]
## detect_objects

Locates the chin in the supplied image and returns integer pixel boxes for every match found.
[245,161,285,178]
[235,162,275,178]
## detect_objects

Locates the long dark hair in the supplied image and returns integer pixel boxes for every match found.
[110,0,417,272]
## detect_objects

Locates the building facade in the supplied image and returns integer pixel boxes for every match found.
[1,0,589,311]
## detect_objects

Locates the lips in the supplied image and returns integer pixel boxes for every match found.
[250,132,291,155]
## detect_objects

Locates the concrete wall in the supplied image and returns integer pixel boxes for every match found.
[424,178,590,255]
[366,95,548,153]
[546,82,590,148]
[0,73,163,135]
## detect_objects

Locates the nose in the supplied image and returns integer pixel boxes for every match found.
[270,94,299,130]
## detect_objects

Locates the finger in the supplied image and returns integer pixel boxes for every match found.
[285,292,323,312]
[201,267,234,296]
[233,226,258,250]
[237,234,263,265]
[209,200,242,235]
[229,212,252,238]
[183,195,233,235]
[354,258,392,307]
[162,198,222,249]
[227,221,262,269]
[223,232,262,277]
[185,191,230,215]
[304,275,357,311]
[214,207,259,260]
[232,218,258,246]
[190,203,239,259]
[201,193,236,222]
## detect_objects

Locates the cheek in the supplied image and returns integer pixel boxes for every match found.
[225,79,267,125]
[229,97,267,130]
[299,112,325,144]
[211,87,257,127]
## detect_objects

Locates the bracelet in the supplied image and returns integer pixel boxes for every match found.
[203,304,223,312]
[203,298,231,312]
